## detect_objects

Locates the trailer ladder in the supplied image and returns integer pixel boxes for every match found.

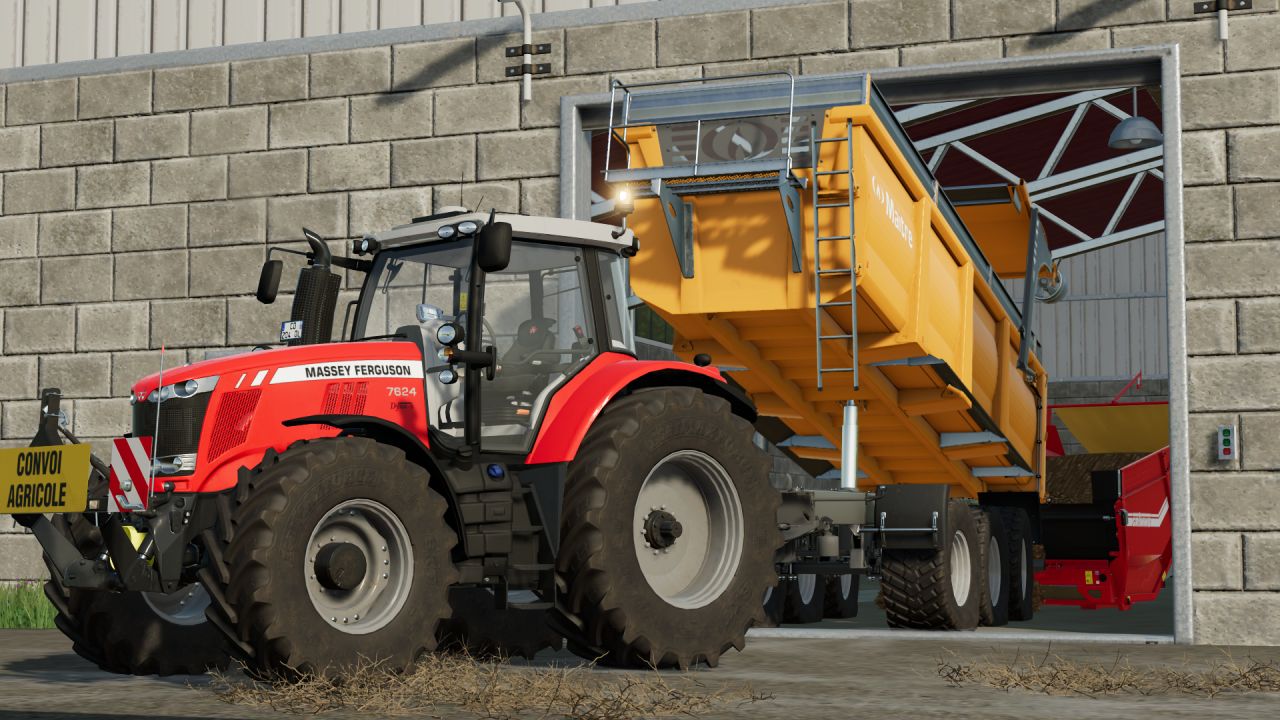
[810,120,858,392]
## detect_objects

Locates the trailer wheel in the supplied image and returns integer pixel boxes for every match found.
[43,515,232,676]
[438,587,564,660]
[783,574,826,623]
[1000,508,1036,621]
[210,437,456,678]
[824,572,860,618]
[979,509,1011,626]
[761,577,786,627]
[557,387,780,669]
[880,500,981,630]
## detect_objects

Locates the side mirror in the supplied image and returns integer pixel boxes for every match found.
[477,221,512,273]
[256,259,283,304]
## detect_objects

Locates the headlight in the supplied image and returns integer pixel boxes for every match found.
[437,225,457,239]
[436,322,464,346]
[148,376,217,403]
[457,221,479,236]
[439,368,459,385]
[176,379,200,398]
[147,389,159,403]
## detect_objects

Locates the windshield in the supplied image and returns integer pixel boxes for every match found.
[354,239,597,452]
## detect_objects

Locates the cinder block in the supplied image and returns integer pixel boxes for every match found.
[1239,298,1280,354]
[189,199,267,247]
[0,259,39,306]
[189,245,264,298]
[1171,0,1277,18]
[1194,592,1280,645]
[1228,128,1280,183]
[0,216,37,259]
[610,66,702,86]
[4,168,75,214]
[78,70,152,119]
[150,298,227,348]
[1227,13,1280,72]
[1183,71,1280,130]
[350,90,433,142]
[73,398,130,438]
[115,114,189,161]
[4,78,76,125]
[113,249,188,300]
[657,11,749,66]
[519,75,602,129]
[1192,471,1280,530]
[152,156,227,204]
[155,64,229,111]
[1190,412,1239,471]
[311,46,391,97]
[953,0,1052,38]
[227,295,290,346]
[191,106,268,155]
[76,302,149,351]
[391,136,474,187]
[851,0,949,49]
[1191,532,1243,590]
[902,39,1003,66]
[311,143,390,192]
[1182,131,1227,186]
[1241,413,1280,471]
[435,84,518,136]
[0,126,40,171]
[269,98,348,149]
[477,130,558,181]
[565,21,655,74]
[38,210,111,256]
[1003,29,1110,57]
[112,205,188,252]
[1185,300,1236,355]
[1056,0,1162,30]
[0,357,38,401]
[752,2,846,58]
[801,49,900,74]
[1244,533,1280,589]
[1234,183,1280,240]
[41,254,113,304]
[77,162,150,209]
[228,150,307,198]
[41,120,114,167]
[231,55,308,105]
[477,29,564,83]
[0,534,47,581]
[1182,185,1232,243]
[521,177,559,217]
[1189,355,1280,412]
[349,188,431,236]
[268,194,347,243]
[111,349,189,397]
[392,38,476,91]
[1112,19,1223,75]
[704,58,798,79]
[433,182,519,214]
[39,354,111,399]
[4,306,75,354]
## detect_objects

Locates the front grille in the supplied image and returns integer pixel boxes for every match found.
[132,393,212,459]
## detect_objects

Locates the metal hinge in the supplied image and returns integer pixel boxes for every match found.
[1193,0,1251,11]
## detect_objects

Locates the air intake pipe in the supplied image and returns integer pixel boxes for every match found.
[287,229,341,346]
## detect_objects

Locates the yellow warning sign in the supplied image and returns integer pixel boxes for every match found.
[0,445,91,514]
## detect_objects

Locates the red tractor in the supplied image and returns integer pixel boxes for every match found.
[14,210,788,676]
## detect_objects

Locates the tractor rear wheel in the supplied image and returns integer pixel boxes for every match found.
[43,515,232,676]
[557,387,779,669]
[438,587,564,660]
[880,500,982,630]
[206,437,456,678]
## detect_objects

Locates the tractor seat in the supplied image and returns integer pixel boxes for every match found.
[502,318,556,365]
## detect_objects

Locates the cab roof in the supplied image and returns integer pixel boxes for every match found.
[368,211,636,254]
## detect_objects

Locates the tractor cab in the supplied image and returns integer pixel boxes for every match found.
[349,209,637,454]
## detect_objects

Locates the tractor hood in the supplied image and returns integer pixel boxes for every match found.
[129,341,421,403]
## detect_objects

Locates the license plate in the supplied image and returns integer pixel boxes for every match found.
[0,444,91,514]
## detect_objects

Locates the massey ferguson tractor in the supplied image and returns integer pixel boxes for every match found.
[0,72,1172,679]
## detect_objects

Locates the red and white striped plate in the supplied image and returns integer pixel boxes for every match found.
[107,436,153,512]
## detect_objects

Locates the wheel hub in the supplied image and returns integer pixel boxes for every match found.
[643,509,683,549]
[315,542,368,591]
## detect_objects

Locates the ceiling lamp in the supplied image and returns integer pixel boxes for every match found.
[1108,87,1163,151]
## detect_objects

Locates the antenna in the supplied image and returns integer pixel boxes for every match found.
[148,343,164,507]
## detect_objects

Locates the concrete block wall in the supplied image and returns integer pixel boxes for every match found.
[0,0,1278,643]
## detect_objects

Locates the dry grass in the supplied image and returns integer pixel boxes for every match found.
[208,652,772,719]
[937,647,1280,698]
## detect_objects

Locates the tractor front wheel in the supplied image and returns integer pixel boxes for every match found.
[557,387,780,669]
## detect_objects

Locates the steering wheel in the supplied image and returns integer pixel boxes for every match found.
[454,313,499,351]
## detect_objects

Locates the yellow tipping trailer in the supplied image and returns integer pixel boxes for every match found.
[609,73,1057,500]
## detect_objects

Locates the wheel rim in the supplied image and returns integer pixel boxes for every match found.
[987,535,1003,603]
[949,530,972,606]
[796,574,817,605]
[840,574,853,599]
[304,499,413,635]
[143,584,211,626]
[633,450,745,610]
[1020,538,1029,593]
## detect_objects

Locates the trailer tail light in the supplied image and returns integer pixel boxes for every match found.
[321,382,368,415]
[208,389,262,461]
